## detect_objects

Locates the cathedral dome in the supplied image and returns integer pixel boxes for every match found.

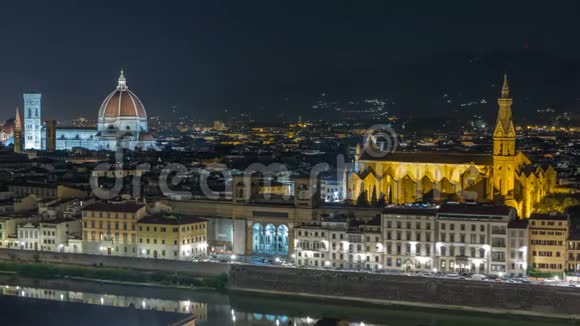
[1,118,15,134]
[98,70,146,119]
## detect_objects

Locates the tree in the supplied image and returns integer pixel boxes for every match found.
[535,193,580,214]
[370,186,378,207]
[356,189,369,207]
[377,193,387,207]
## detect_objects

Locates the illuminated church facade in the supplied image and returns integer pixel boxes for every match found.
[15,71,157,152]
[348,76,556,218]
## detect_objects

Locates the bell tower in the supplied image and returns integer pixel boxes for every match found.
[13,107,23,153]
[23,93,42,150]
[493,74,517,197]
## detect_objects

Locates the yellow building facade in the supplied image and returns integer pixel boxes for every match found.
[528,213,569,274]
[137,214,208,260]
[81,201,147,255]
[349,76,556,218]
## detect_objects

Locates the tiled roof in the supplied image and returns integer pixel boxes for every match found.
[83,202,144,213]
[382,207,438,216]
[529,213,569,221]
[438,203,513,216]
[359,151,492,165]
[137,214,207,225]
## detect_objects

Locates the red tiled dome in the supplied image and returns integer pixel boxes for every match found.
[98,70,146,119]
[1,118,15,134]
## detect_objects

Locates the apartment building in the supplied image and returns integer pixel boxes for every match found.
[507,219,528,277]
[39,218,82,252]
[136,214,208,260]
[382,207,437,272]
[81,201,147,256]
[0,215,41,248]
[528,213,569,274]
[436,203,515,275]
[294,215,382,270]
[17,222,40,250]
[295,216,346,269]
[567,231,580,275]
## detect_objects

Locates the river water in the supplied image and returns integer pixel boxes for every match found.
[0,276,575,326]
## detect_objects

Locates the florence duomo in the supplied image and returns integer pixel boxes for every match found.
[349,75,557,218]
[5,70,157,152]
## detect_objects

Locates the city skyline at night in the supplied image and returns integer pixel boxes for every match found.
[0,1,578,121]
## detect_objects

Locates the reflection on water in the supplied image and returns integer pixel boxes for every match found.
[0,282,385,325]
[0,278,573,326]
[0,284,207,321]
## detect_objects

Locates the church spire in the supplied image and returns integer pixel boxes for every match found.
[13,107,23,153]
[14,107,22,131]
[493,74,516,158]
[501,73,510,98]
[117,69,127,90]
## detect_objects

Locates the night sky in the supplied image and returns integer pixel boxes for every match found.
[0,0,578,121]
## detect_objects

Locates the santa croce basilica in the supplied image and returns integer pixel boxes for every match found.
[348,76,557,218]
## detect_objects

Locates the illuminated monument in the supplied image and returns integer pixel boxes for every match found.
[23,93,42,150]
[348,75,556,217]
[16,70,157,151]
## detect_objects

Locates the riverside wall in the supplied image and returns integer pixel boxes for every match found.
[229,264,580,318]
[0,248,229,277]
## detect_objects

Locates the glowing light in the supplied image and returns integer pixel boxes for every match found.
[142,300,146,308]
[230,254,237,260]
[100,297,104,305]
[60,294,64,300]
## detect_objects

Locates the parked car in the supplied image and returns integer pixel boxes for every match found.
[470,274,487,281]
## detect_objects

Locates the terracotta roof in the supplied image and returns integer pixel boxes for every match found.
[83,202,144,213]
[98,89,146,118]
[359,151,492,165]
[529,213,569,221]
[138,214,207,225]
[438,203,514,216]
[382,206,438,216]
